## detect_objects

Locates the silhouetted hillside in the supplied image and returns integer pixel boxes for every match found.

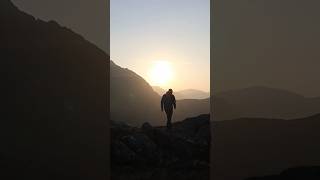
[214,86,320,121]
[212,113,320,180]
[111,61,160,126]
[1,0,107,179]
[11,0,108,52]
[153,86,167,95]
[111,114,210,180]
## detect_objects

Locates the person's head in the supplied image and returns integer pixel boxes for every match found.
[168,89,173,94]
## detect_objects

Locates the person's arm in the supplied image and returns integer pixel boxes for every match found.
[161,95,164,111]
[173,95,176,109]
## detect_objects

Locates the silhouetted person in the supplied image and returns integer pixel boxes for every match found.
[161,89,176,130]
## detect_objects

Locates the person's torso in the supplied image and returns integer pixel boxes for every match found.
[163,94,175,108]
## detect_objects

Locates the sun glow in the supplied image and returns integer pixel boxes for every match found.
[148,61,173,86]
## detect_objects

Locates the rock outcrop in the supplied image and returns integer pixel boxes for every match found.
[111,114,211,180]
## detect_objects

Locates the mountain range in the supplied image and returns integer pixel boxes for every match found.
[112,55,320,125]
[153,86,210,100]
[214,86,320,121]
[112,60,320,124]
[110,61,210,126]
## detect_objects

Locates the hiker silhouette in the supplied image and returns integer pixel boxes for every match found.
[161,89,176,129]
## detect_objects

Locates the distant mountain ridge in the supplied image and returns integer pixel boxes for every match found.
[213,86,320,121]
[177,89,210,99]
[152,86,210,100]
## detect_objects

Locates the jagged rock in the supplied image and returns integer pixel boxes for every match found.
[111,114,210,180]
[111,140,137,164]
[121,133,159,164]
[141,122,153,132]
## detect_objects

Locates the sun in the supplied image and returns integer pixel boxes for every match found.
[148,61,173,86]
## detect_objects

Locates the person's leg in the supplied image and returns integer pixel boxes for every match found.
[166,109,173,130]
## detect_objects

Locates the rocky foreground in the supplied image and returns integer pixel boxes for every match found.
[111,114,211,180]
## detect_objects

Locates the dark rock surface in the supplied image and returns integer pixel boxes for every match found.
[245,166,320,180]
[111,114,211,180]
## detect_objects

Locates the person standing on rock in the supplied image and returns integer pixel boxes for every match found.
[161,89,176,130]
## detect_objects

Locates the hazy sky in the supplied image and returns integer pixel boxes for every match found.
[213,0,320,97]
[111,0,210,92]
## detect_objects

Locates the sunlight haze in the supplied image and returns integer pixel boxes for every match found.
[111,0,210,92]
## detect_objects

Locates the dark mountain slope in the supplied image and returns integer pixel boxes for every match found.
[1,0,108,179]
[152,86,166,96]
[110,61,160,126]
[11,0,108,52]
